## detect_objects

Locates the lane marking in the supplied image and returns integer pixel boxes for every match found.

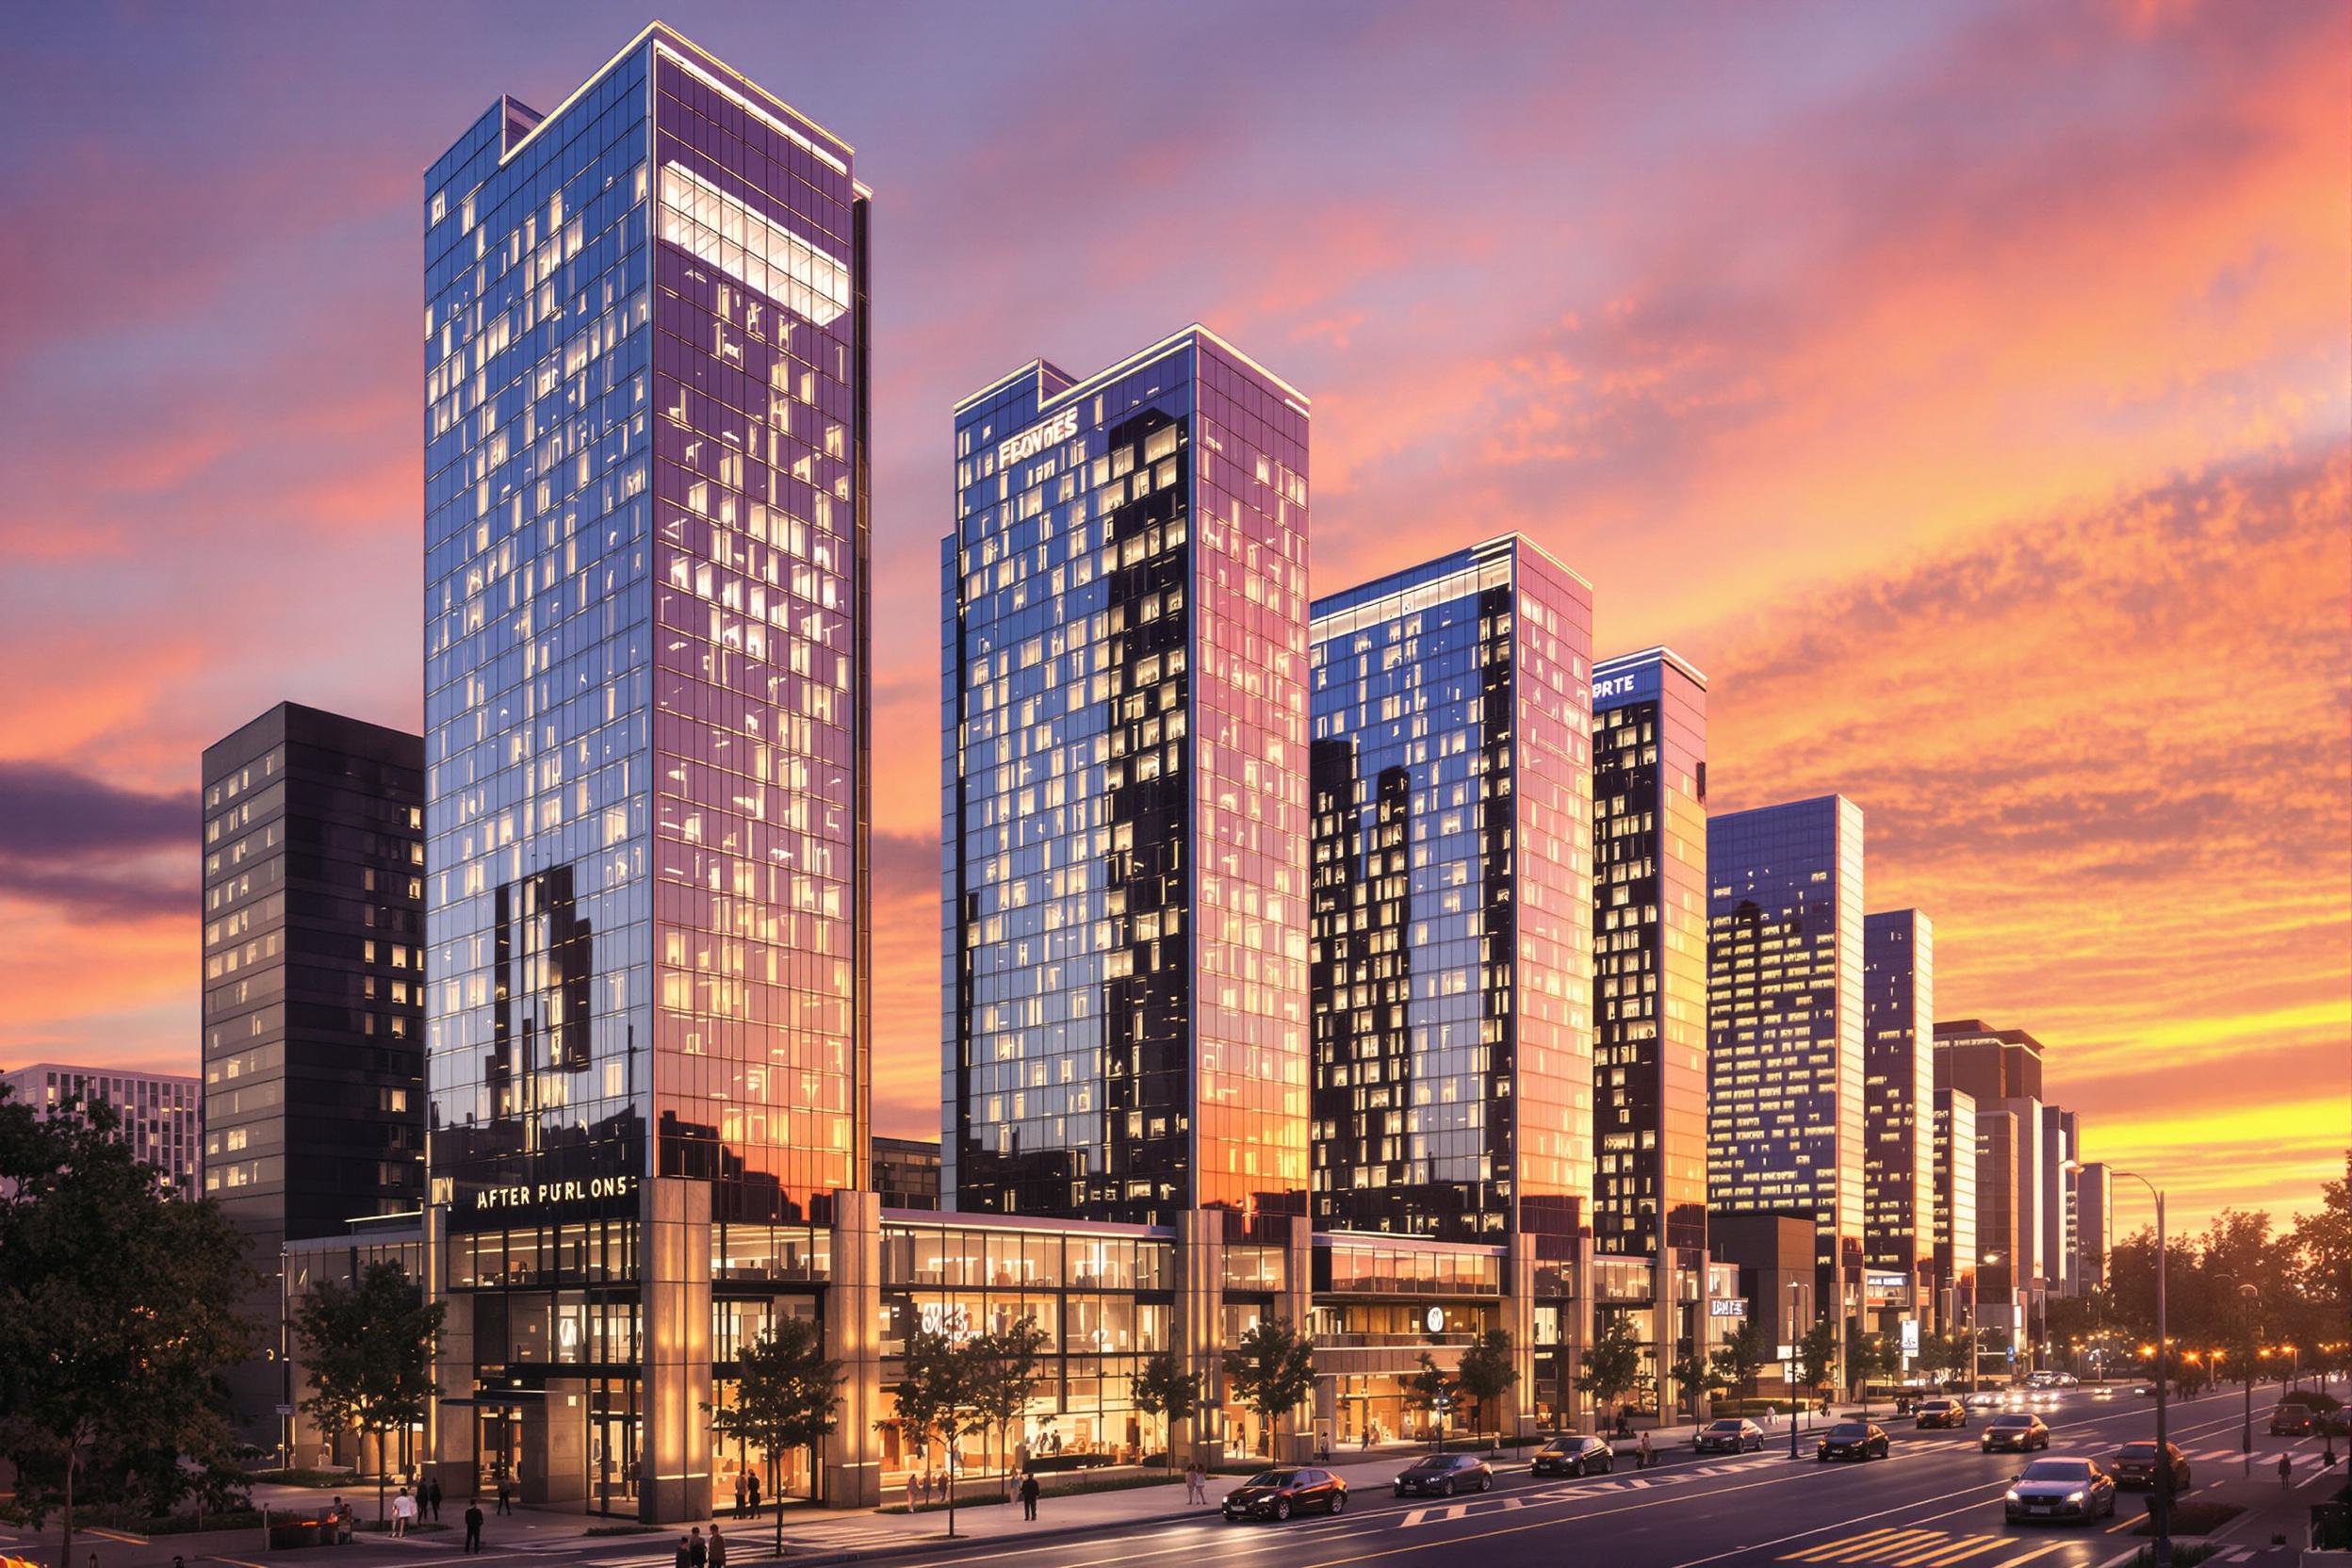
[1890,1535,2010,1566]
[1984,1545,2070,1568]
[1782,1527,1915,1560]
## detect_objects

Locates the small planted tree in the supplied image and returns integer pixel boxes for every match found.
[1406,1352,1453,1453]
[1669,1346,1716,1421]
[1796,1319,1841,1407]
[1129,1349,1199,1471]
[891,1327,988,1538]
[1576,1314,1644,1430]
[1851,1331,1902,1414]
[1222,1318,1315,1461]
[968,1316,1050,1498]
[1711,1320,1770,1405]
[293,1259,445,1526]
[704,1317,842,1558]
[1455,1330,1519,1452]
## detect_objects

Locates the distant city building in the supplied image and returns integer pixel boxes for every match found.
[203,701,426,1444]
[873,1135,939,1209]
[946,326,1311,1226]
[1707,796,1867,1319]
[2041,1105,2080,1298]
[1862,909,1934,1331]
[2073,1161,2111,1295]
[1306,535,1596,1244]
[0,1062,201,1200]
[1708,1211,1818,1379]
[1935,1020,2048,1325]
[1932,1086,1978,1330]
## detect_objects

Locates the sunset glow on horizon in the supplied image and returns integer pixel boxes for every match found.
[0,0,2344,1236]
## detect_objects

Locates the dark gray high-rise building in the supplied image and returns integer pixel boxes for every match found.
[202,702,427,1444]
[1862,908,1934,1331]
[1934,1019,2046,1333]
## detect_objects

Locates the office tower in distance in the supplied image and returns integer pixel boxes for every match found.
[872,1135,940,1209]
[1589,648,1708,1264]
[2073,1161,2111,1296]
[945,327,1311,1228]
[0,1063,202,1200]
[202,702,427,1445]
[2041,1105,2080,1299]
[1934,1020,2046,1333]
[1707,795,1866,1317]
[1932,1086,1977,1338]
[424,24,869,1519]
[1307,536,1597,1243]
[1862,908,1935,1331]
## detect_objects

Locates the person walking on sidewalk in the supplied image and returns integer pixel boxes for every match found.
[673,1535,692,1568]
[707,1525,727,1568]
[2279,1451,2295,1490]
[496,1474,513,1515]
[1184,1460,1205,1505]
[688,1525,707,1567]
[463,1503,483,1554]
[391,1487,417,1538]
[426,1475,444,1523]
[734,1471,748,1519]
[1019,1470,1040,1522]
[1638,1431,1653,1471]
[745,1468,761,1520]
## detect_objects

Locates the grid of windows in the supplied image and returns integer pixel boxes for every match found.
[1590,650,1708,1261]
[1707,796,1865,1286]
[1862,909,1934,1282]
[944,330,1309,1225]
[1306,537,1594,1243]
[1,1066,201,1200]
[1932,1086,1977,1313]
[424,28,868,1231]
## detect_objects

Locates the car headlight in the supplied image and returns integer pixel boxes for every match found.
[2065,1491,2085,1506]
[2004,1489,2021,1502]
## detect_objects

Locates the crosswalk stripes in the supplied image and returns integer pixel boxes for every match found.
[1782,1527,2092,1567]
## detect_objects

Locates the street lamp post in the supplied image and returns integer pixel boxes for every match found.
[2116,1170,2171,1568]
[1788,1281,1807,1460]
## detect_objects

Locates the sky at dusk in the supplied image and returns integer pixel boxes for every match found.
[1,0,2344,1234]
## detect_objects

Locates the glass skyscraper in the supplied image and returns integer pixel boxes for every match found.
[1590,647,1708,1264]
[944,327,1310,1228]
[1931,1086,1977,1329]
[1862,907,1934,1321]
[423,24,868,1520]
[1707,795,1865,1301]
[1305,536,1595,1244]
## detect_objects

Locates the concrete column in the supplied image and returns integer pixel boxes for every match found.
[643,1177,712,1524]
[427,1203,481,1494]
[823,1189,883,1510]
[1504,1247,1539,1438]
[1278,1215,1314,1464]
[1565,1233,1596,1429]
[1172,1210,1226,1469]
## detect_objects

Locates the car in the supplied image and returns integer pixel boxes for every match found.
[2111,1441,2191,1494]
[1692,1417,1768,1453]
[1531,1435,1614,1478]
[2004,1457,2117,1524]
[1818,1422,1891,1462]
[1981,1413,2050,1452]
[1964,1390,2002,1411]
[2270,1403,2315,1436]
[1393,1454,1494,1497]
[1915,1397,1967,1429]
[1222,1468,1347,1522]
[2319,1409,2352,1439]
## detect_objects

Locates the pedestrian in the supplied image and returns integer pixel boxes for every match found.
[745,1469,761,1518]
[735,1470,748,1518]
[2279,1451,2295,1490]
[331,1497,347,1543]
[674,1535,692,1568]
[497,1474,513,1516]
[708,1525,727,1568]
[1638,1431,1653,1471]
[689,1525,708,1568]
[340,1498,356,1544]
[1019,1470,1040,1523]
[1186,1460,1205,1505]
[427,1474,444,1523]
[392,1486,417,1539]
[464,1503,484,1554]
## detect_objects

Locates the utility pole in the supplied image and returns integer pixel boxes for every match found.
[2118,1171,2170,1568]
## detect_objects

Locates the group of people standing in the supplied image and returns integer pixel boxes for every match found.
[729,1467,765,1517]
[671,1525,727,1568]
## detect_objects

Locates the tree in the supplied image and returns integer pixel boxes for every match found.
[1576,1314,1644,1428]
[1711,1320,1770,1404]
[891,1327,988,1538]
[1221,1318,1315,1461]
[292,1258,445,1526]
[1454,1330,1519,1452]
[1796,1319,1840,1403]
[1669,1347,1716,1421]
[2284,1173,2351,1321]
[968,1316,1050,1498]
[1405,1352,1453,1453]
[1850,1332,1902,1413]
[1129,1350,1199,1472]
[0,1088,258,1568]
[705,1317,842,1558]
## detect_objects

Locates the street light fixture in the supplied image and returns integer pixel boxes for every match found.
[1787,1279,1808,1460]
[2115,1169,2172,1568]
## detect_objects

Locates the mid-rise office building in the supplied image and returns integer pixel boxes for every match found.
[0,1062,202,1200]
[1861,909,1934,1331]
[945,326,1310,1228]
[1707,796,1866,1317]
[1935,1020,2047,1335]
[872,1135,940,1209]
[1931,1087,1978,1336]
[203,702,427,1445]
[2073,1161,2111,1295]
[1305,535,1596,1245]
[2040,1106,2079,1301]
[423,24,871,1520]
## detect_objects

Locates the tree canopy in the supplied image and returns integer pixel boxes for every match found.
[705,1317,841,1556]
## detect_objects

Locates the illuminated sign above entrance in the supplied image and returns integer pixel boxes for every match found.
[995,406,1080,468]
[471,1173,641,1213]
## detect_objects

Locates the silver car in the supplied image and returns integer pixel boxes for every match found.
[2004,1457,2117,1523]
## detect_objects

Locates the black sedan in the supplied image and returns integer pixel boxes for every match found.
[2111,1441,2191,1493]
[1532,1435,1614,1478]
[1981,1413,2050,1453]
[2003,1457,2117,1523]
[1394,1454,1494,1497]
[1221,1468,1347,1522]
[2270,1403,2315,1436]
[1818,1422,1890,1462]
[1692,1418,1768,1453]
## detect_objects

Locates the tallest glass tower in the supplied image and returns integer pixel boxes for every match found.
[423,24,868,1521]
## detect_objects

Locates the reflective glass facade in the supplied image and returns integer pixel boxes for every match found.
[1861,908,1934,1282]
[944,328,1310,1225]
[1306,536,1594,1244]
[1590,648,1708,1262]
[425,24,870,1233]
[1707,796,1865,1287]
[1932,1086,1978,1315]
